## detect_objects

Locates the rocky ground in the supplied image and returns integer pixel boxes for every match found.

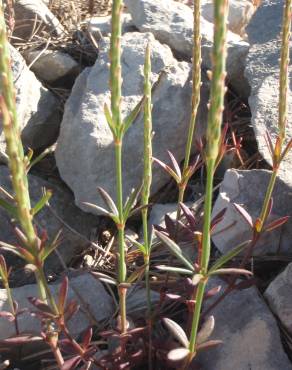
[1,0,292,369]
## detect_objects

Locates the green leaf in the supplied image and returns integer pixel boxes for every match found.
[27,146,54,171]
[126,235,146,255]
[41,230,62,261]
[163,318,189,348]
[208,240,250,274]
[122,96,145,134]
[104,103,116,136]
[155,231,194,272]
[156,265,193,276]
[31,189,52,216]
[0,197,17,218]
[123,186,142,220]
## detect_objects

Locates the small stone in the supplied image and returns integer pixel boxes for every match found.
[24,50,79,83]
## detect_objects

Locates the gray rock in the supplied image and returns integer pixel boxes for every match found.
[201,0,256,36]
[0,46,61,160]
[87,13,136,40]
[13,0,64,41]
[199,278,292,370]
[245,0,292,188]
[0,273,113,339]
[265,263,292,336]
[125,0,250,96]
[55,32,208,214]
[24,50,79,83]
[148,203,179,230]
[211,169,292,256]
[0,166,97,284]
[127,286,160,318]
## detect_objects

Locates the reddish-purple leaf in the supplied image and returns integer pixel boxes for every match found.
[180,203,196,229]
[164,214,176,238]
[204,285,222,299]
[196,339,223,352]
[264,216,289,232]
[153,157,180,183]
[28,297,54,315]
[210,208,226,232]
[61,355,81,370]
[64,300,79,322]
[233,203,253,228]
[58,276,69,313]
[264,131,274,159]
[0,334,43,345]
[82,327,93,349]
[60,339,79,355]
[280,138,292,162]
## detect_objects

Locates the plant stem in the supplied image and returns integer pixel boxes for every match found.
[188,0,228,358]
[176,0,201,219]
[110,0,127,333]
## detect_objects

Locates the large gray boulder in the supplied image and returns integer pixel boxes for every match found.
[198,278,292,370]
[245,0,292,188]
[0,166,97,285]
[265,263,292,336]
[211,169,292,256]
[0,273,113,339]
[125,0,250,96]
[55,32,208,214]
[0,46,61,160]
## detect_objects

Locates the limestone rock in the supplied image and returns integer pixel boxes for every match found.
[55,32,208,214]
[198,278,292,370]
[265,263,292,336]
[245,0,292,188]
[125,0,250,96]
[211,169,292,256]
[0,273,113,339]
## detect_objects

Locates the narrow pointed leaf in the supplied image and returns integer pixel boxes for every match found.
[180,202,196,229]
[126,235,146,255]
[0,241,24,259]
[123,95,145,133]
[167,151,182,179]
[58,276,69,313]
[280,138,292,162]
[83,202,118,221]
[61,355,81,370]
[31,189,52,216]
[196,339,223,352]
[197,316,215,345]
[97,187,118,216]
[123,186,142,220]
[264,216,289,232]
[104,103,116,136]
[153,157,181,183]
[156,265,193,276]
[82,327,93,349]
[210,208,226,232]
[42,230,62,260]
[91,271,117,286]
[155,231,194,271]
[208,240,250,273]
[233,203,253,228]
[208,268,253,277]
[163,318,189,348]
